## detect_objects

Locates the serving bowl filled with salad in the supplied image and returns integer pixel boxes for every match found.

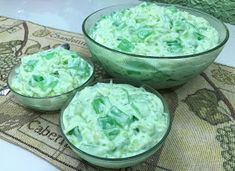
[82,2,229,89]
[60,79,171,168]
[7,47,94,111]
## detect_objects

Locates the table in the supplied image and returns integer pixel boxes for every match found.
[0,0,234,170]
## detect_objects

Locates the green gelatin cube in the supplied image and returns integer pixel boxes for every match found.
[33,75,44,82]
[193,32,205,40]
[104,127,120,140]
[175,21,186,32]
[32,75,58,90]
[98,116,118,129]
[41,50,56,60]
[52,71,59,77]
[70,52,78,58]
[67,58,80,68]
[167,5,177,13]
[78,62,90,77]
[164,15,173,27]
[112,21,126,29]
[166,39,183,53]
[98,116,120,139]
[109,106,131,127]
[137,27,153,40]
[92,96,109,114]
[63,60,68,65]
[23,60,38,72]
[112,20,120,27]
[67,126,82,141]
[166,39,181,46]
[117,39,134,52]
[48,80,58,88]
[135,18,145,23]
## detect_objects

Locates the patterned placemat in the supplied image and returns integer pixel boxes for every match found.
[0,16,235,171]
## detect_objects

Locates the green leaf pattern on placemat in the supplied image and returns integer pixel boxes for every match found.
[32,27,51,37]
[0,96,40,131]
[211,67,235,85]
[25,42,41,55]
[0,40,22,82]
[216,125,235,171]
[184,88,231,125]
[184,71,235,171]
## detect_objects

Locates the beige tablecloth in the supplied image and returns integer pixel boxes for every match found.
[0,16,235,171]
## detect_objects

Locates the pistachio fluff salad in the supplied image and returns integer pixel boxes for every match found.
[89,2,219,56]
[62,82,169,158]
[11,47,93,97]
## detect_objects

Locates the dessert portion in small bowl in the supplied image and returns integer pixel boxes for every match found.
[7,47,94,111]
[60,79,171,168]
[83,2,229,89]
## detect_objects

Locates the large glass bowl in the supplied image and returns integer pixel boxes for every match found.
[82,2,229,89]
[7,56,94,111]
[59,79,172,168]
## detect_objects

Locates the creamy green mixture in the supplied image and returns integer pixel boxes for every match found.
[11,47,93,97]
[63,82,169,158]
[89,2,219,56]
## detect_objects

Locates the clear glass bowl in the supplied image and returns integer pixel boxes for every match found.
[7,56,94,111]
[82,2,229,89]
[59,79,172,168]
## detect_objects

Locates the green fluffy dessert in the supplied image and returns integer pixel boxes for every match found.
[11,47,93,97]
[62,82,169,158]
[89,2,219,56]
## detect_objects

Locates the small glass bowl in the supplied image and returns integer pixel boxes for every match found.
[82,2,229,89]
[60,79,172,168]
[7,56,94,111]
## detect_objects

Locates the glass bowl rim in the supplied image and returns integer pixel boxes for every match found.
[7,54,95,99]
[82,2,229,59]
[59,78,173,161]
